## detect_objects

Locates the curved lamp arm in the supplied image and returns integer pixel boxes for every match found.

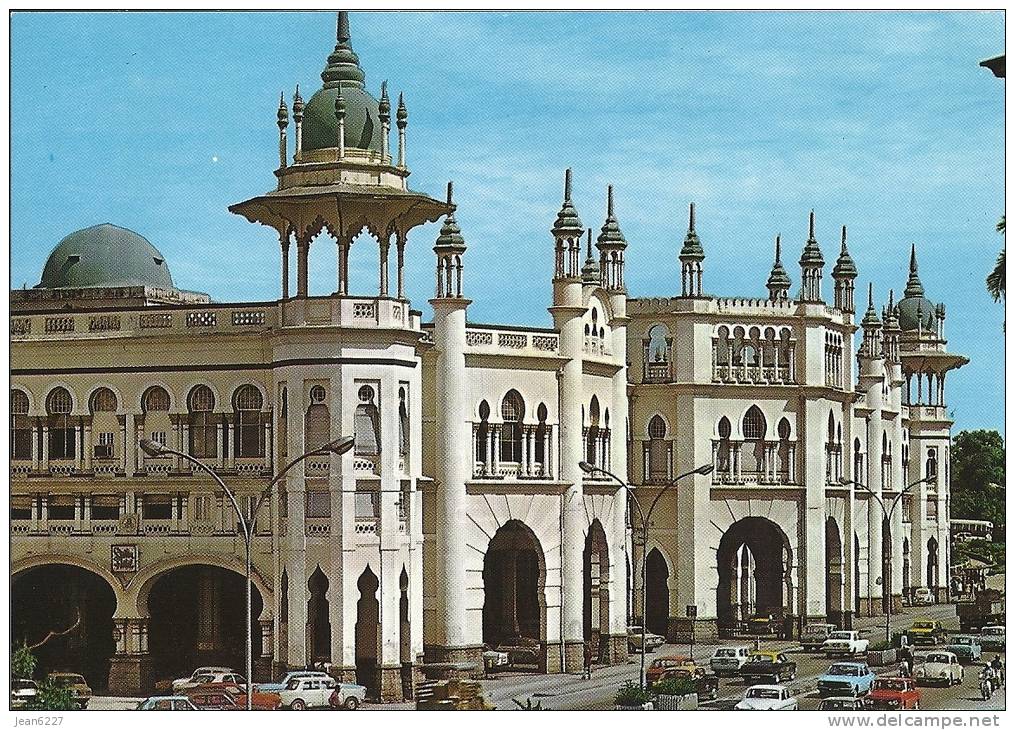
[579,461,714,528]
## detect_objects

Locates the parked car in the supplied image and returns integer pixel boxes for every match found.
[187,689,241,710]
[748,613,776,635]
[11,679,38,708]
[911,588,935,605]
[136,695,199,710]
[187,682,281,710]
[658,666,720,702]
[907,619,946,646]
[801,623,836,652]
[980,625,1006,652]
[173,670,247,693]
[710,646,752,676]
[495,636,542,666]
[818,696,868,711]
[170,667,236,692]
[869,677,921,710]
[46,672,91,709]
[277,675,340,710]
[327,682,368,710]
[256,671,331,693]
[646,655,693,686]
[739,651,797,684]
[734,684,798,710]
[482,645,510,673]
[627,625,665,654]
[945,635,983,664]
[822,631,869,658]
[817,662,877,697]
[914,651,964,687]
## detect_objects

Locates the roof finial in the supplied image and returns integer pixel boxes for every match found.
[337,11,351,44]
[446,181,454,208]
[689,202,696,232]
[564,168,573,202]
[809,210,816,239]
[587,228,593,259]
[868,281,873,306]
[905,243,925,298]
[775,234,782,262]
[607,185,614,217]
[841,225,847,252]
[909,242,918,273]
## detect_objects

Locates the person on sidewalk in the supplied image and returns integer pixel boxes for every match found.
[583,642,594,680]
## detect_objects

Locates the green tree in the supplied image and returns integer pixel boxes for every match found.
[950,430,1005,539]
[987,216,1004,303]
[11,644,37,680]
[27,680,77,711]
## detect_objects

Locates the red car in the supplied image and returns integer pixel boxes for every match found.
[869,677,921,710]
[185,682,281,710]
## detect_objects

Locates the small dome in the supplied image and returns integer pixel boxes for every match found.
[302,84,382,153]
[897,296,935,331]
[37,224,174,290]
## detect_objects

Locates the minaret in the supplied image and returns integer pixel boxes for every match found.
[679,203,705,297]
[276,92,289,171]
[596,185,627,291]
[430,182,476,665]
[798,210,825,303]
[292,85,304,161]
[552,168,584,282]
[396,92,408,168]
[547,167,586,670]
[379,81,391,161]
[882,290,901,363]
[905,244,924,298]
[831,225,858,314]
[582,229,599,285]
[859,283,883,361]
[766,234,791,301]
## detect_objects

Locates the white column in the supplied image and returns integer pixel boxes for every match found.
[216,421,225,469]
[31,421,39,471]
[484,428,493,476]
[75,423,83,469]
[41,425,49,469]
[83,423,92,471]
[520,427,529,475]
[543,427,552,478]
[491,427,500,475]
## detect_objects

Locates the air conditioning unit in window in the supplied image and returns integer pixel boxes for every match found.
[94,444,113,460]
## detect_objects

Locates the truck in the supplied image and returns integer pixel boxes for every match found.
[956,589,1004,633]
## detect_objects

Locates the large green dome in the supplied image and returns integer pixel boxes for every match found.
[37,224,175,290]
[303,84,381,153]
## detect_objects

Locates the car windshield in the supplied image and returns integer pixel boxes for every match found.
[747,688,781,699]
[193,674,215,683]
[749,654,774,663]
[952,637,974,645]
[927,654,949,663]
[655,659,686,668]
[285,679,301,690]
[715,649,737,657]
[829,664,859,676]
[823,700,855,709]
[874,679,907,691]
[829,632,852,640]
[983,628,1004,636]
[804,627,827,635]
[913,622,934,629]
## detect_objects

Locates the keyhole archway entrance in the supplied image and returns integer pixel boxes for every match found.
[482,520,546,650]
[645,548,669,637]
[717,517,792,628]
[356,567,379,697]
[583,519,610,660]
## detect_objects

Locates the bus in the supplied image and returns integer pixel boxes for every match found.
[949,518,993,543]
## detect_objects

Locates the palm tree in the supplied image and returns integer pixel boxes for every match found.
[987,216,1004,303]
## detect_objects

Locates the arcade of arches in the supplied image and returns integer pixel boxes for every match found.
[716,517,792,628]
[482,521,546,667]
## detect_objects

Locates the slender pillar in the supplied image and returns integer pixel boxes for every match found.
[281,233,291,299]
[396,232,406,299]
[379,237,390,297]
[297,238,310,298]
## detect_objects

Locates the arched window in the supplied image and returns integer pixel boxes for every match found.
[278,387,288,460]
[741,406,766,477]
[46,387,75,460]
[535,403,548,471]
[777,417,792,481]
[717,416,732,477]
[142,386,170,413]
[11,389,32,460]
[853,438,863,488]
[585,395,601,466]
[647,415,668,483]
[233,385,264,457]
[305,387,330,454]
[925,447,938,484]
[353,385,380,455]
[500,390,524,463]
[398,386,409,458]
[188,385,217,458]
[476,400,491,473]
[646,324,670,382]
[89,388,117,413]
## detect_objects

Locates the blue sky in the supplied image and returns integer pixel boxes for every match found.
[10,11,1005,434]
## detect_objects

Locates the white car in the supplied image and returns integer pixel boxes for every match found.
[915,651,964,687]
[277,675,340,710]
[823,631,869,657]
[734,684,798,710]
[171,667,236,692]
[980,625,1006,651]
[912,587,935,606]
[710,646,751,675]
[11,679,38,708]
[627,625,665,653]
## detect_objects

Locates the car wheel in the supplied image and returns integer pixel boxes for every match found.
[344,696,360,711]
[291,699,307,711]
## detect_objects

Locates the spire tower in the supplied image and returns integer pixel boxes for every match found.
[798,210,825,303]
[831,224,858,313]
[766,234,791,301]
[679,202,705,297]
[596,184,627,291]
[552,168,584,280]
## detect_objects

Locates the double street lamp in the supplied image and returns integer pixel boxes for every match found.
[839,475,935,645]
[139,434,355,710]
[579,460,714,689]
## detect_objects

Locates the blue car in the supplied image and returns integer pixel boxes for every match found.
[817,662,877,697]
[255,670,331,693]
[945,635,983,664]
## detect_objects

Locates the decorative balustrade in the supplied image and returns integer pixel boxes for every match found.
[48,461,77,476]
[354,520,378,535]
[712,363,793,385]
[305,456,330,477]
[464,327,560,355]
[466,331,493,346]
[89,314,121,332]
[139,312,173,328]
[44,316,74,334]
[186,311,217,327]
[305,518,330,536]
[498,333,527,349]
[354,455,379,475]
[11,317,31,336]
[645,362,672,383]
[14,306,275,340]
[92,520,120,535]
[231,310,265,326]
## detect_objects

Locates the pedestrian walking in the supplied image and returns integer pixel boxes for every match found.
[583,642,594,679]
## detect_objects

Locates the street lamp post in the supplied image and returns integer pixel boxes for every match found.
[579,460,714,690]
[140,434,355,710]
[840,475,934,645]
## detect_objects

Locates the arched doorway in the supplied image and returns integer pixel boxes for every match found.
[902,538,911,601]
[147,565,263,684]
[482,521,545,650]
[399,567,412,699]
[355,567,379,697]
[645,548,669,637]
[717,517,792,628]
[583,520,610,660]
[307,567,330,664]
[854,533,861,615]
[825,517,844,625]
[12,564,116,692]
[927,538,939,593]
